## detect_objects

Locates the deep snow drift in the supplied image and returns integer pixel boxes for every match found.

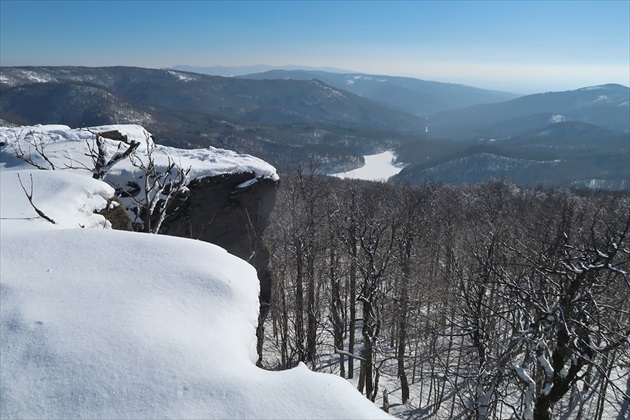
[0,126,389,419]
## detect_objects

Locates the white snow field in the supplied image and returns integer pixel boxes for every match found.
[0,126,390,419]
[331,151,403,181]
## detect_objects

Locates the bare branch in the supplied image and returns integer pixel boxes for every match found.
[17,173,55,224]
[85,129,139,180]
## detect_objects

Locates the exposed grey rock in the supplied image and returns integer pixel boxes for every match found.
[99,197,133,231]
[160,171,278,361]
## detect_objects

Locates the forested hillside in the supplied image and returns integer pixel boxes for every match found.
[262,172,630,419]
[1,67,628,189]
[0,66,425,172]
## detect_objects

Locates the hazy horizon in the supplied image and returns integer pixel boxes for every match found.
[1,1,628,94]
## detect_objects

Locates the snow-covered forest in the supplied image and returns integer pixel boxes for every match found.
[1,124,629,419]
[262,168,630,419]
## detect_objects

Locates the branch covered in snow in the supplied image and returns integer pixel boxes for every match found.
[127,133,191,233]
[85,129,140,180]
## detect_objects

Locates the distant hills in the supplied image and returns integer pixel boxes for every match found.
[0,66,428,171]
[1,66,628,189]
[0,66,423,131]
[393,85,629,189]
[171,64,352,77]
[237,69,519,115]
[427,83,630,140]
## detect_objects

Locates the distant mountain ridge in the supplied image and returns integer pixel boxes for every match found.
[171,64,353,76]
[0,81,155,128]
[1,66,628,189]
[393,84,629,190]
[236,69,520,115]
[0,66,424,132]
[427,83,630,140]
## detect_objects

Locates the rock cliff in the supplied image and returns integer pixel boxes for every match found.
[161,172,277,313]
[160,172,278,363]
[1,124,279,361]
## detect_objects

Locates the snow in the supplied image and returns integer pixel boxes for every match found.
[1,124,279,228]
[309,80,347,100]
[331,151,404,182]
[537,347,555,378]
[0,126,388,419]
[550,114,566,123]
[0,170,114,232]
[20,69,57,83]
[0,125,279,182]
[514,367,535,420]
[167,70,199,82]
[540,382,554,397]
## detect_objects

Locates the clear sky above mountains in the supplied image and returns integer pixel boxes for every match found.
[1,0,628,94]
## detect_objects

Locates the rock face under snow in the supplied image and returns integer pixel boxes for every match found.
[161,171,277,317]
[0,127,390,419]
[0,124,279,330]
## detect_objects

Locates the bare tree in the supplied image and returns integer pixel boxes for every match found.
[354,184,399,402]
[263,175,629,419]
[511,193,630,420]
[9,128,57,170]
[127,133,191,233]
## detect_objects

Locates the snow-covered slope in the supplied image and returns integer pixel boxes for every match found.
[0,133,389,419]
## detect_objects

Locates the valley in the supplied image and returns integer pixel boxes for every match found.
[2,65,627,190]
[2,2,628,419]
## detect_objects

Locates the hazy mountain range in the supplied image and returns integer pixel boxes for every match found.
[0,66,628,189]
[237,69,519,115]
[171,64,352,77]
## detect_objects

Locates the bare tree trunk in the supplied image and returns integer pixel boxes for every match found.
[280,276,289,367]
[306,251,317,363]
[397,242,411,404]
[294,248,306,362]
[617,370,630,420]
[329,246,345,377]
[348,222,358,379]
[359,282,376,399]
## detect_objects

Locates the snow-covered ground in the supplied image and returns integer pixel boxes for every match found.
[332,150,404,181]
[0,124,279,230]
[0,125,390,419]
[0,124,279,182]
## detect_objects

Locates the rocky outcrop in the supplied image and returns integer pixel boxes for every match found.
[160,172,278,345]
[1,123,279,362]
[99,198,133,231]
[161,172,277,302]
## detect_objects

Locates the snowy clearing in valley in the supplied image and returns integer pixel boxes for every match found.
[331,150,403,181]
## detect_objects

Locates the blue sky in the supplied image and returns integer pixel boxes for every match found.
[1,0,628,93]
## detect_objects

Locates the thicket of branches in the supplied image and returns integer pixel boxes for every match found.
[263,170,630,420]
[7,128,190,233]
